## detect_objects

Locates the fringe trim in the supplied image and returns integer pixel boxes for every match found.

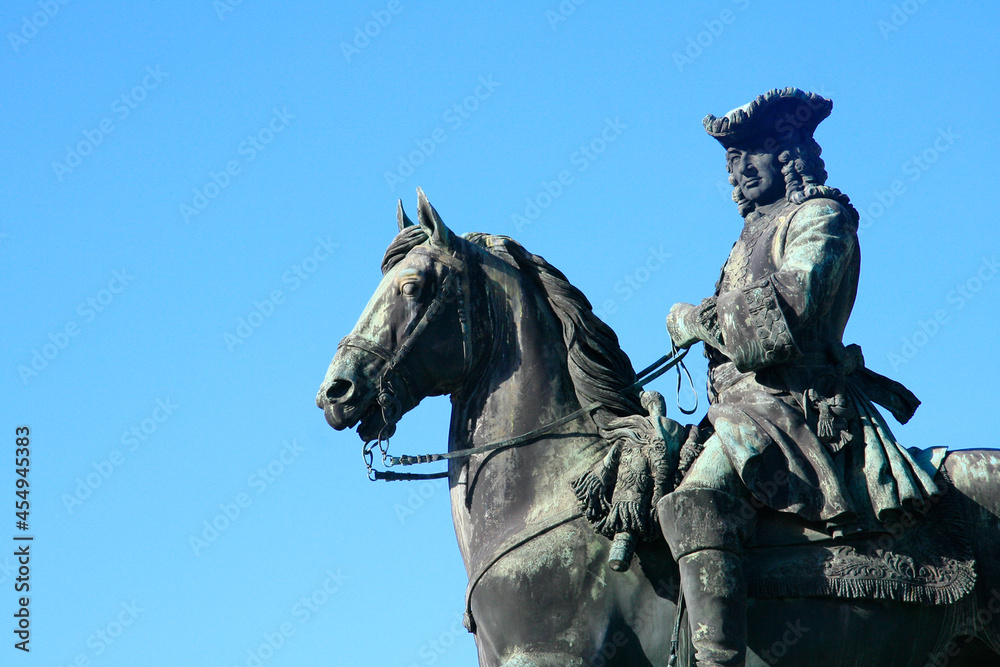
[748,470,976,606]
[596,500,649,538]
[571,470,610,524]
[673,434,706,489]
[748,571,975,606]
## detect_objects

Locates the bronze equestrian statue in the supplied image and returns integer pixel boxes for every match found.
[316,89,1000,666]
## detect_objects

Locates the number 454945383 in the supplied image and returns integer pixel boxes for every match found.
[15,427,29,530]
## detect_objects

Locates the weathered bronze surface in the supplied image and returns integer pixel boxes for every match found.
[316,90,1000,666]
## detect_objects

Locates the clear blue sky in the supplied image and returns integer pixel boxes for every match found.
[3,1,999,665]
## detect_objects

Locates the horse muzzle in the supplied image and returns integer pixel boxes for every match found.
[317,368,404,443]
[316,364,367,429]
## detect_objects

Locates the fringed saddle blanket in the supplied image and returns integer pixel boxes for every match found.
[746,477,975,605]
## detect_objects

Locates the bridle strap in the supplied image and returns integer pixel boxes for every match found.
[404,247,473,378]
[339,333,416,403]
[389,271,459,371]
[343,247,476,479]
[339,266,467,397]
[338,334,393,365]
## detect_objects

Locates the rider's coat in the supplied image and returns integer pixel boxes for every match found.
[701,192,940,531]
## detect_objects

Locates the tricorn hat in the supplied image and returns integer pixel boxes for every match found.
[703,87,833,149]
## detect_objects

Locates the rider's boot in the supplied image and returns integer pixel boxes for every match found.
[657,488,753,667]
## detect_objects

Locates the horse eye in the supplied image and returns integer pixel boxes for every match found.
[401,282,420,297]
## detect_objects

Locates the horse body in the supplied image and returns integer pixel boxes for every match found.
[443,232,678,666]
[317,192,1000,666]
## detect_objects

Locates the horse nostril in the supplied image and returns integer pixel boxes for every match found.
[325,379,353,401]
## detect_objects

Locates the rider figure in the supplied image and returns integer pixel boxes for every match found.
[658,88,941,666]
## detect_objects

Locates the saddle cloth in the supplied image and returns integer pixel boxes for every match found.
[745,471,975,605]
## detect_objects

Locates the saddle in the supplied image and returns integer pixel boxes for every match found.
[745,464,976,605]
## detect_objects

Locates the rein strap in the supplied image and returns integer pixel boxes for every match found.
[389,401,602,467]
[382,347,690,473]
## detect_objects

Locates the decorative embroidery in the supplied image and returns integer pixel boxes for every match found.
[723,278,798,372]
[722,225,762,292]
[696,297,721,342]
[747,477,975,606]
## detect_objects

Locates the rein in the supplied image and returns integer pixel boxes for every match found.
[368,347,691,482]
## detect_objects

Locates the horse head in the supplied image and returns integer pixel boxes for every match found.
[316,189,476,443]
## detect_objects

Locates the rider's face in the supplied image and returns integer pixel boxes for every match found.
[728,145,784,207]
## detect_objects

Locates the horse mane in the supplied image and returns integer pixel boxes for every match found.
[381,225,429,274]
[381,226,642,429]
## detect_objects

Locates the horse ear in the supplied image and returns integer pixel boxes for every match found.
[396,199,414,231]
[416,187,452,248]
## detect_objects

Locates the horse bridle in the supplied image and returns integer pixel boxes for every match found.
[337,246,474,480]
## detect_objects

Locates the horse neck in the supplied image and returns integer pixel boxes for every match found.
[448,252,605,564]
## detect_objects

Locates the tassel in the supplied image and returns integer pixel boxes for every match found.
[571,470,610,523]
[596,500,649,537]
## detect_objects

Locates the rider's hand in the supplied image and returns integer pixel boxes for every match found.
[666,302,700,348]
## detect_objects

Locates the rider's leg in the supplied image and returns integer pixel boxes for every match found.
[657,438,753,667]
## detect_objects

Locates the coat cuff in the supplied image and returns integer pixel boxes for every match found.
[716,278,800,372]
[687,297,722,347]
